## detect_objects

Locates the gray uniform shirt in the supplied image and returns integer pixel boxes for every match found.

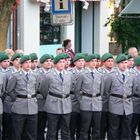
[69,67,84,113]
[6,70,38,115]
[40,68,72,114]
[74,68,104,112]
[104,68,134,115]
[0,72,6,114]
[36,67,51,112]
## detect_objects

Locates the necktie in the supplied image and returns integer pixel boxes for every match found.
[122,74,125,82]
[91,72,94,79]
[59,72,63,82]
[26,73,29,80]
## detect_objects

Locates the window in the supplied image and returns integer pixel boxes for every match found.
[40,6,61,45]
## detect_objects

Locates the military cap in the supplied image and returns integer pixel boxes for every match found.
[54,53,66,64]
[127,54,133,60]
[115,53,127,63]
[29,53,38,61]
[85,54,97,62]
[60,52,70,59]
[101,53,113,62]
[94,53,100,59]
[20,55,31,64]
[50,55,54,60]
[0,52,9,62]
[134,56,140,66]
[11,53,22,61]
[73,53,85,62]
[40,54,52,64]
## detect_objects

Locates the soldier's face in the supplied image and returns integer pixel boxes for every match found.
[55,59,65,71]
[127,58,134,68]
[0,59,10,69]
[43,59,52,69]
[12,58,21,69]
[31,60,38,70]
[74,59,85,69]
[118,60,128,71]
[65,58,71,69]
[21,60,31,72]
[104,58,114,69]
[87,59,97,69]
[96,59,101,68]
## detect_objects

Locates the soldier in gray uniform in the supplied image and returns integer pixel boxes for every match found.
[0,53,7,140]
[131,56,140,140]
[69,53,85,140]
[104,54,134,140]
[99,53,114,140]
[37,54,52,140]
[74,54,104,140]
[40,53,72,140]
[3,53,22,140]
[30,53,39,72]
[0,52,10,73]
[6,55,38,140]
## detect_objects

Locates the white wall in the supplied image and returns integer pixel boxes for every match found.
[94,1,109,55]
[62,2,75,51]
[18,0,40,55]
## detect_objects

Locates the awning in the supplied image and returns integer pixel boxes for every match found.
[119,0,140,18]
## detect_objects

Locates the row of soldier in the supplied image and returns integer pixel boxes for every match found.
[0,47,139,140]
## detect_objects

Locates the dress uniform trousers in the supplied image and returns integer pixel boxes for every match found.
[0,115,2,140]
[46,113,71,140]
[37,111,47,140]
[79,111,101,140]
[70,112,81,140]
[12,113,37,140]
[108,112,132,140]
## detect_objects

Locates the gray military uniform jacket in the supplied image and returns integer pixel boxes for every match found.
[6,70,38,115]
[69,67,84,113]
[132,68,140,114]
[98,67,115,112]
[4,66,20,113]
[74,68,104,112]
[36,68,51,112]
[40,68,72,114]
[0,72,6,114]
[104,69,134,115]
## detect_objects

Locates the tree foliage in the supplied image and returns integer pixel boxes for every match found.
[110,17,140,51]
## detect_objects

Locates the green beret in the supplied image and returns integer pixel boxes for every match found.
[73,53,85,62]
[40,54,52,64]
[101,53,113,62]
[94,53,100,59]
[50,55,54,60]
[0,52,9,62]
[115,54,127,63]
[85,54,97,62]
[60,52,70,59]
[29,53,38,61]
[54,53,65,64]
[134,56,140,66]
[127,54,133,60]
[20,55,31,64]
[11,53,22,61]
